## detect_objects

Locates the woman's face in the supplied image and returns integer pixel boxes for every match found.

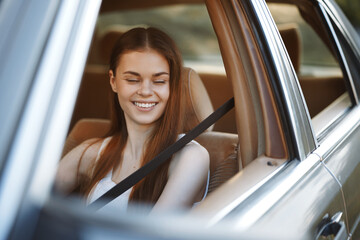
[110,49,170,128]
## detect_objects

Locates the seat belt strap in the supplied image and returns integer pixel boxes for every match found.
[88,97,234,210]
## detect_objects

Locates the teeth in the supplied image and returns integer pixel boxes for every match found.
[134,102,156,108]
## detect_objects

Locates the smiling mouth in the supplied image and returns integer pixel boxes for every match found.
[133,102,158,108]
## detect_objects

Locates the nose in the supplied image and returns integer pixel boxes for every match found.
[137,80,153,97]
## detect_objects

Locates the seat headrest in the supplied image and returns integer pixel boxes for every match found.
[182,67,214,132]
[98,25,146,64]
[61,118,111,157]
[98,26,127,64]
[278,23,302,73]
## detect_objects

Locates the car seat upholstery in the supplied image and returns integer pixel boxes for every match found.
[62,67,239,194]
[61,118,111,157]
[182,67,214,132]
[198,72,236,134]
[196,132,238,194]
[69,66,112,130]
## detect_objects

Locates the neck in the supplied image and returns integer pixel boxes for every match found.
[124,120,155,163]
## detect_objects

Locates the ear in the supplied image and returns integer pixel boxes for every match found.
[109,70,117,93]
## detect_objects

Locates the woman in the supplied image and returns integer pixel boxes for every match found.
[56,27,209,212]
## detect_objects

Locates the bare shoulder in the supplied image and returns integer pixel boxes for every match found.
[184,142,209,160]
[169,142,209,176]
[78,138,103,161]
[60,137,104,173]
[154,142,210,209]
[56,137,104,193]
[66,137,102,157]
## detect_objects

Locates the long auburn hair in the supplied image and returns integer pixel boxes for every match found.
[79,27,183,205]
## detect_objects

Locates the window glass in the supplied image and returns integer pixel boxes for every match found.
[88,5,224,71]
[268,3,340,76]
[267,3,352,137]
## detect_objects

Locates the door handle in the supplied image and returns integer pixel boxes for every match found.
[316,212,347,240]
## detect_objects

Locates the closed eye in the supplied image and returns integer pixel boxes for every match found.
[153,79,167,84]
[126,79,140,83]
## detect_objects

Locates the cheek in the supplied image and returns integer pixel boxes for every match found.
[163,90,170,103]
[117,83,135,98]
[116,85,134,107]
[161,85,170,102]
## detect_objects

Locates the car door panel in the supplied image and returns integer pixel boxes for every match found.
[250,158,347,239]
[315,111,360,238]
[311,2,360,234]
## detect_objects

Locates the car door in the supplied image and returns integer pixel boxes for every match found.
[191,0,355,238]
[254,0,359,238]
[313,1,360,238]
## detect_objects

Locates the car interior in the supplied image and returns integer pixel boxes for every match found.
[59,0,353,216]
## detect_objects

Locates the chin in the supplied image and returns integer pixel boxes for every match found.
[135,116,162,126]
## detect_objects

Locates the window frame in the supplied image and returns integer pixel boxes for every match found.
[249,0,316,161]
[309,1,360,141]
[262,0,360,147]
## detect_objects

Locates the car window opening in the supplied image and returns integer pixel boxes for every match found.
[56,3,243,214]
[267,1,353,137]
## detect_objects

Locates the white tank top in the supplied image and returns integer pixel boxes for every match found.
[87,135,209,211]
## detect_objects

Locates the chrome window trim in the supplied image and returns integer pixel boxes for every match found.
[0,0,101,238]
[313,94,352,141]
[320,0,360,104]
[315,109,350,142]
[313,104,360,163]
[320,0,360,66]
[317,2,358,105]
[249,0,316,160]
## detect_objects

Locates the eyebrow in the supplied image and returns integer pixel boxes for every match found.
[122,71,169,77]
[123,71,141,76]
[153,72,169,77]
